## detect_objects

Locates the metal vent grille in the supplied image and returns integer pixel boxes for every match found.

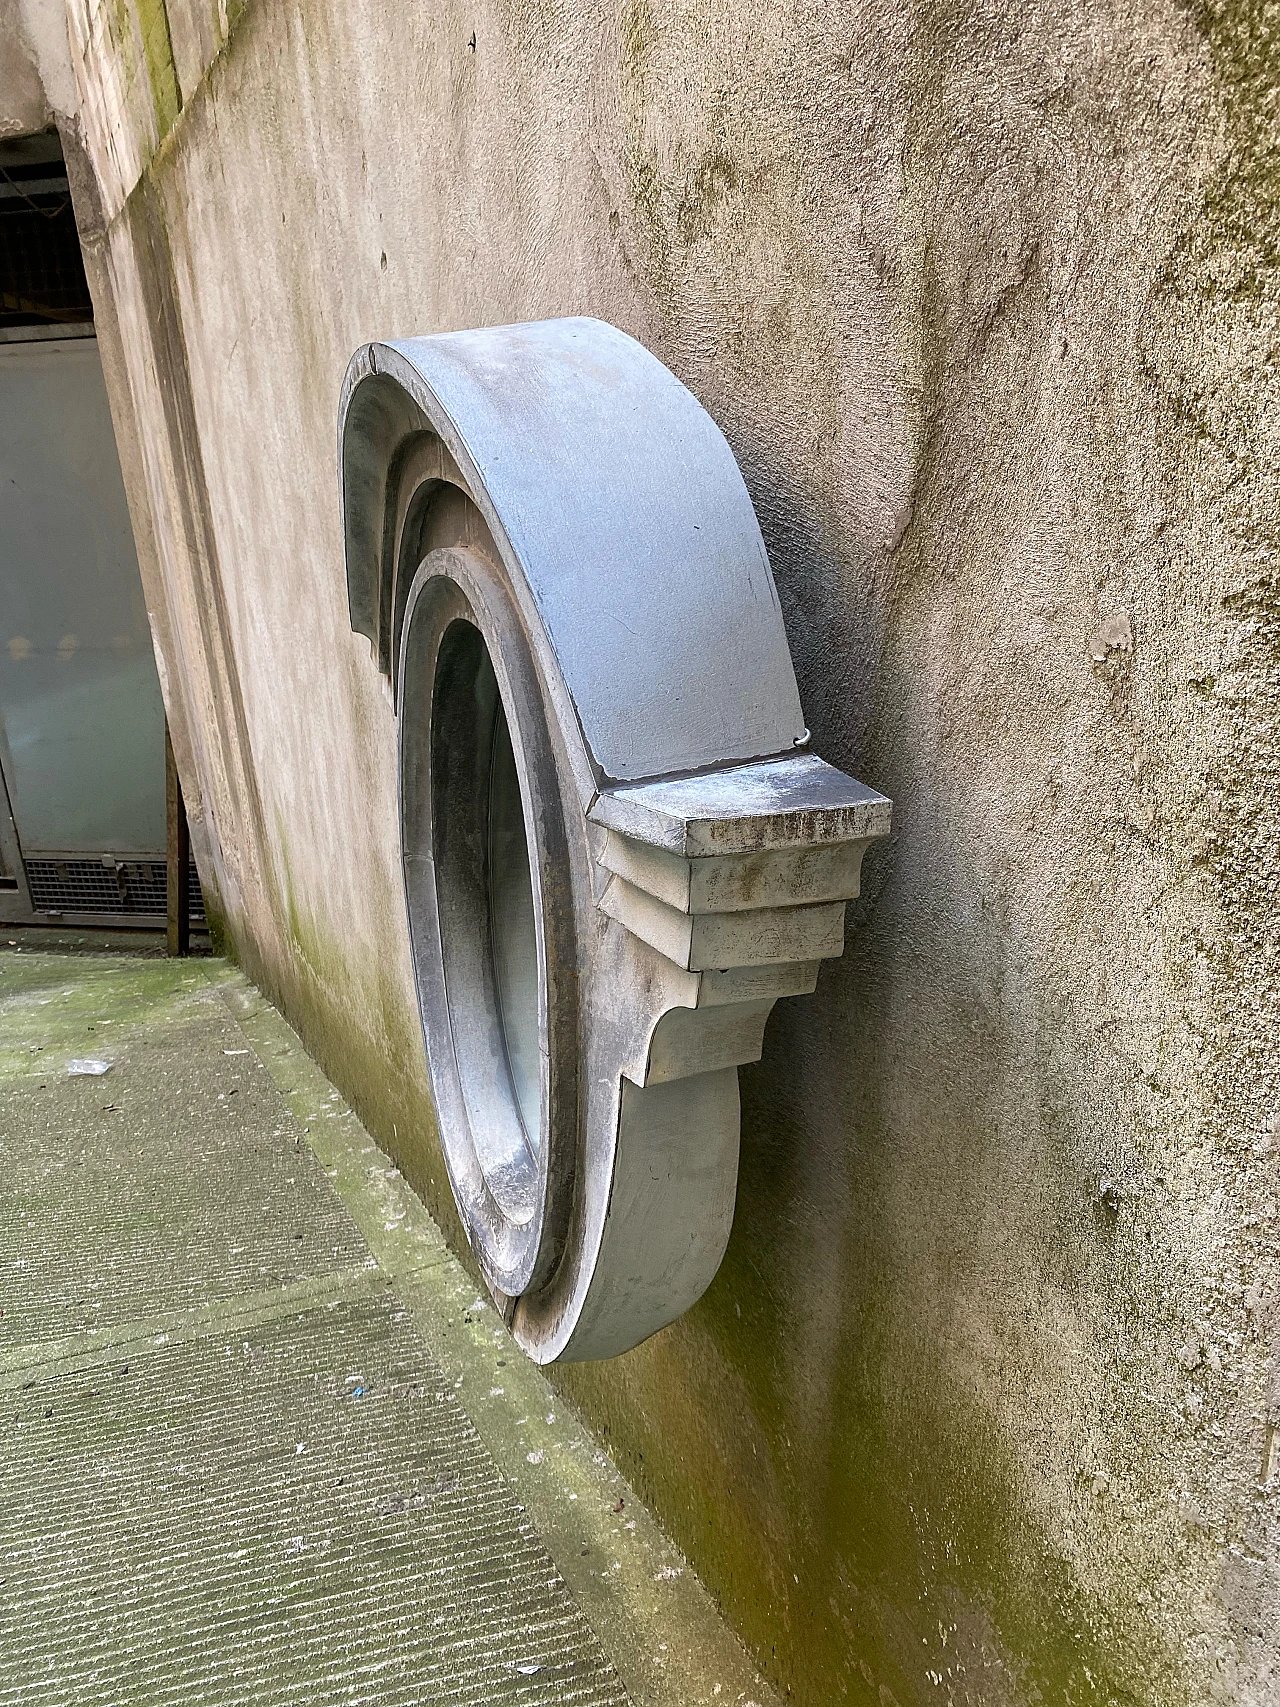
[24,858,206,924]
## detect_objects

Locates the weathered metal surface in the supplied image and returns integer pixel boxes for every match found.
[340,318,806,786]
[338,320,892,1362]
[587,753,892,855]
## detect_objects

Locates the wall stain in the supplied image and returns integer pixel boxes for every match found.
[135,0,182,140]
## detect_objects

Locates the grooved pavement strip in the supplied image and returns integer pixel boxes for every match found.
[0,946,631,1706]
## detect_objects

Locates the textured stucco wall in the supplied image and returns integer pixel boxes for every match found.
[41,0,1280,1700]
[0,0,77,137]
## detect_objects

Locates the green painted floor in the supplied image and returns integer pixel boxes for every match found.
[0,940,775,1707]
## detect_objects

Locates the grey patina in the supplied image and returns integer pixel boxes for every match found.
[339,319,891,1363]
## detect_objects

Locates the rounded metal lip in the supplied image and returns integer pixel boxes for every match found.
[432,615,541,1223]
[485,664,541,1157]
[397,542,578,1298]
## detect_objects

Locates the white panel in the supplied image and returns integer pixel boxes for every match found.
[0,337,164,853]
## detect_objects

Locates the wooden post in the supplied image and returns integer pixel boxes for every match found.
[165,723,190,956]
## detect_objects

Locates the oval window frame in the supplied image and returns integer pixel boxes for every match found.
[397,543,578,1298]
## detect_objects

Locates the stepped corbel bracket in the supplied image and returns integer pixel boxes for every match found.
[593,756,890,1089]
[338,316,892,1362]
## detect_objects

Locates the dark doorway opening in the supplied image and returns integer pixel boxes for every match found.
[0,129,93,332]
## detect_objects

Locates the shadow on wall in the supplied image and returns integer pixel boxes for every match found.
[554,421,1187,1704]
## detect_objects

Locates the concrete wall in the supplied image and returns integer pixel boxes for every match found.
[34,0,1280,1699]
[0,0,75,137]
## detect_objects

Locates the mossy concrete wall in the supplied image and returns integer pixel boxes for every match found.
[38,0,1280,1698]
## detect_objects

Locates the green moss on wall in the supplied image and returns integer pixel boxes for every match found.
[224,846,468,1268]
[553,1022,1165,1707]
[212,843,1184,1704]
[135,0,182,141]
